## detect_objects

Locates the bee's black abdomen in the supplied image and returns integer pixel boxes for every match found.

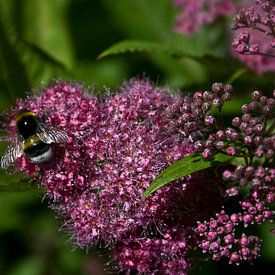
[24,142,50,158]
[24,141,53,163]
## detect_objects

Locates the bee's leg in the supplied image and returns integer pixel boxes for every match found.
[0,136,9,142]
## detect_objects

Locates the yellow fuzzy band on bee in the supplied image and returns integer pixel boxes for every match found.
[23,135,42,150]
[15,111,36,123]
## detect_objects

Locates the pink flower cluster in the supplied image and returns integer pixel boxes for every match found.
[174,0,234,35]
[232,0,275,74]
[3,80,274,274]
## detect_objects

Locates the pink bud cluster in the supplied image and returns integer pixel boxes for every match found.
[193,87,274,265]
[199,89,274,160]
[196,210,262,264]
[2,79,274,273]
[232,0,275,74]
[222,91,274,209]
[174,0,234,35]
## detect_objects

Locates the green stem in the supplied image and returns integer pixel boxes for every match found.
[227,68,248,84]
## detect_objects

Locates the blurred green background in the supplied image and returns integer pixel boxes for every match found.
[0,0,274,274]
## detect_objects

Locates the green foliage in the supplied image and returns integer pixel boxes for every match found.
[144,153,233,198]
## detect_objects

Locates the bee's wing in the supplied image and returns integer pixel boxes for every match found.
[1,137,23,169]
[38,123,68,144]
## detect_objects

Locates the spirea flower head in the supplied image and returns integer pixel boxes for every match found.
[1,79,274,274]
[232,0,275,74]
[174,0,235,35]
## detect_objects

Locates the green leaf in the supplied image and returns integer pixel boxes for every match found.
[98,40,168,59]
[143,153,233,198]
[98,38,224,61]
[18,39,71,85]
[0,0,73,88]
[0,171,42,192]
[23,40,67,70]
[0,22,31,103]
[22,0,74,68]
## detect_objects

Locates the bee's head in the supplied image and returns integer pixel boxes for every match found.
[15,110,37,123]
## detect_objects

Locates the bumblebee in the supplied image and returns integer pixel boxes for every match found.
[0,110,68,169]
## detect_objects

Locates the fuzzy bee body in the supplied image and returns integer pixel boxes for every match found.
[0,110,68,169]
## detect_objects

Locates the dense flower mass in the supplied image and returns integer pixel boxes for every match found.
[2,80,274,274]
[174,0,234,34]
[232,0,275,74]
